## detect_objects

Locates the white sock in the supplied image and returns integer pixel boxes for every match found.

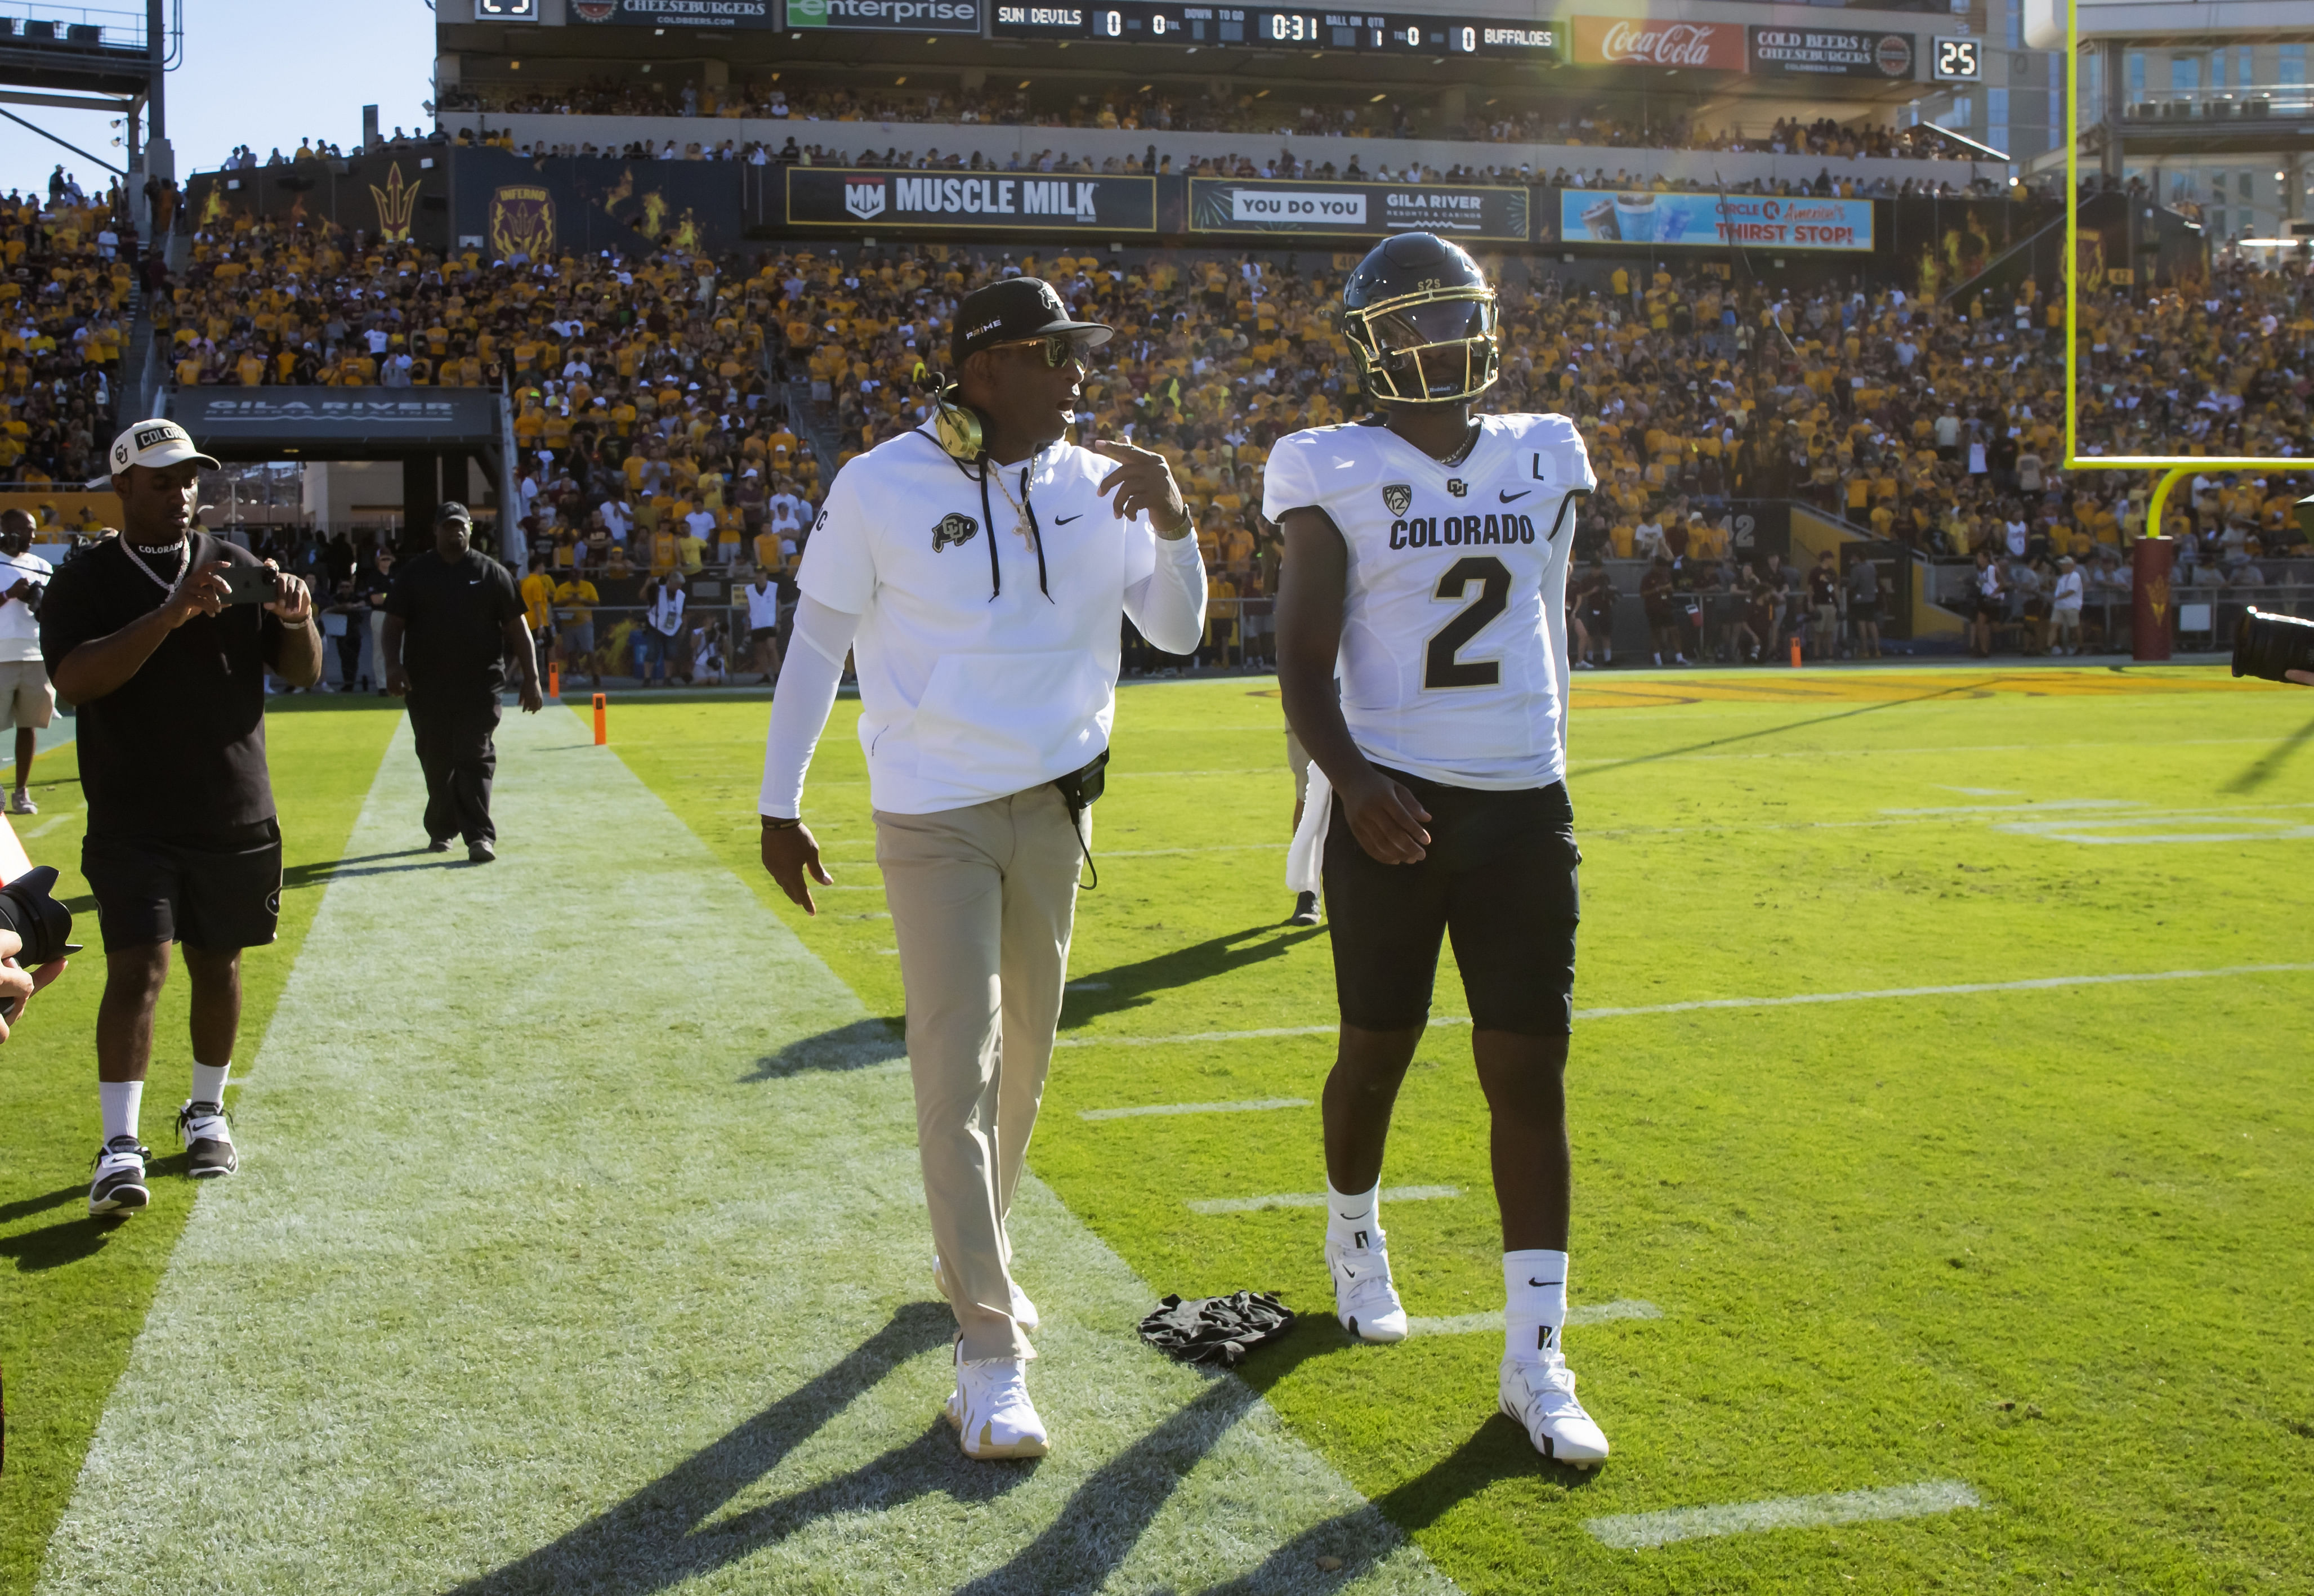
[1505,1249,1570,1365]
[100,1080,144,1145]
[190,1062,231,1106]
[1326,1179,1381,1253]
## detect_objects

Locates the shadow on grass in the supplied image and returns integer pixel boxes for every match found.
[1570,673,2000,780]
[1061,923,1329,1026]
[446,1302,1023,1596]
[280,849,452,892]
[743,1016,907,1081]
[0,1182,86,1226]
[2223,706,2314,792]
[2,1213,127,1271]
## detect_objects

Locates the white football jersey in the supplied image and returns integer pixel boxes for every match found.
[1262,412,1596,790]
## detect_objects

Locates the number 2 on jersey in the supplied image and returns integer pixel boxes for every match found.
[1424,556,1511,689]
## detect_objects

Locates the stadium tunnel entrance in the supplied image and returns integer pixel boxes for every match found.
[160,387,520,559]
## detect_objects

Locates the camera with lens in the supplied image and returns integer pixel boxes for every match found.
[2231,609,2314,684]
[0,865,79,967]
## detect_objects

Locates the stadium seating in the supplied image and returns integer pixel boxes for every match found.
[0,184,135,492]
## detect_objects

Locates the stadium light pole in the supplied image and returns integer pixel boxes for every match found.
[2056,2,2304,660]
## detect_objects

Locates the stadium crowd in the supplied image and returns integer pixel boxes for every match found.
[0,175,139,493]
[25,153,2305,677]
[441,79,1965,162]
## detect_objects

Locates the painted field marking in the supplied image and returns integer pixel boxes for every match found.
[1406,1300,1663,1337]
[1102,842,1289,858]
[1878,798,2138,815]
[1060,963,2314,1048]
[1564,735,2284,771]
[1080,1096,1311,1122]
[1585,1479,1984,1551]
[21,808,79,839]
[1997,814,2314,844]
[1587,799,2314,842]
[1189,1184,1460,1215]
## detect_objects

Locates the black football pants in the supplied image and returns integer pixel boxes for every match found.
[408,696,501,846]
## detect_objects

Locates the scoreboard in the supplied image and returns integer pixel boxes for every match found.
[992,5,1561,59]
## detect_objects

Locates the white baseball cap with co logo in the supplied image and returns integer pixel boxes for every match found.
[109,418,220,475]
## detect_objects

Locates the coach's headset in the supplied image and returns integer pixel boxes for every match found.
[915,372,1051,603]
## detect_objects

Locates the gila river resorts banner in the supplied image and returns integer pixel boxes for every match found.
[778,167,1159,233]
[1187,177,1530,242]
[1560,189,1874,252]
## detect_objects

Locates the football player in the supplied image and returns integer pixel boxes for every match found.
[1268,233,1608,1467]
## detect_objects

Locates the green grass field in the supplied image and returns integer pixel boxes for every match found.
[6,667,2311,1593]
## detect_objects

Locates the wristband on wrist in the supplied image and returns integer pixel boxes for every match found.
[761,814,803,830]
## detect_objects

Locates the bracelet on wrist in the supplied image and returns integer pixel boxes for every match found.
[761,814,803,830]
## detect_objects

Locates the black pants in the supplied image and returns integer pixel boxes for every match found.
[334,628,364,687]
[409,696,501,845]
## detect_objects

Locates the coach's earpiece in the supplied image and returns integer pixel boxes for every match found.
[925,374,985,462]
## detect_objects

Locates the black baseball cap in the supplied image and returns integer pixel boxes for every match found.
[436,500,472,526]
[950,278,1111,367]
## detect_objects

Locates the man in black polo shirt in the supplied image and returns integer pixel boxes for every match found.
[381,502,542,863]
[42,419,321,1217]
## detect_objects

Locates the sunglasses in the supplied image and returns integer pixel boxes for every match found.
[1002,333,1095,369]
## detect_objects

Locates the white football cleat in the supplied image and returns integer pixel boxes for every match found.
[944,1344,1050,1460]
[1325,1230,1408,1343]
[932,1252,1039,1331]
[1499,1356,1610,1468]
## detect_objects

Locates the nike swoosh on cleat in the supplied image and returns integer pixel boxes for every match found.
[1055,513,1082,524]
[1499,489,1532,503]
[1528,1278,1563,1287]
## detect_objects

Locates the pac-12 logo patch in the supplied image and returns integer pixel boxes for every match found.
[932,512,979,552]
[1381,483,1413,516]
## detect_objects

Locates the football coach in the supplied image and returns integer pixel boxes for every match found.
[757,278,1205,1461]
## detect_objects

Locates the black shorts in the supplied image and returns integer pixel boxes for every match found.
[81,820,283,953]
[1323,771,1579,1036]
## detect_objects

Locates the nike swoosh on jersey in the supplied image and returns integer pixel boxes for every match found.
[1499,489,1532,503]
[1055,513,1082,524]
[1527,1277,1563,1287]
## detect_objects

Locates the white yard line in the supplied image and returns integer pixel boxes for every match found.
[1079,1096,1312,1121]
[1057,962,2314,1048]
[1585,1479,1984,1550]
[1405,1300,1664,1338]
[1188,1184,1462,1216]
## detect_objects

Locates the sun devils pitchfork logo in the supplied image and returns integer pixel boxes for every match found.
[932,512,979,552]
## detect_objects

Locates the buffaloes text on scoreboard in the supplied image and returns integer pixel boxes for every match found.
[993,4,1560,58]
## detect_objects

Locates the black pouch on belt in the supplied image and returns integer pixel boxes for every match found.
[1052,749,1107,887]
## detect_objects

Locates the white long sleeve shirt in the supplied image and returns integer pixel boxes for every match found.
[759,431,1206,817]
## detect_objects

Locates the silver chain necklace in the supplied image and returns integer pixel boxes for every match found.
[119,535,190,595]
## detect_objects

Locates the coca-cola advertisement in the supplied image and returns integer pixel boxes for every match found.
[1571,14,1748,70]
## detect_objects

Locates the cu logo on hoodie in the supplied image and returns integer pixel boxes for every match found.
[932,512,979,552]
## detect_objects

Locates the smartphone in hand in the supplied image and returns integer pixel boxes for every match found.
[216,564,282,606]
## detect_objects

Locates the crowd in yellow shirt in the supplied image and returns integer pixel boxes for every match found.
[0,188,133,486]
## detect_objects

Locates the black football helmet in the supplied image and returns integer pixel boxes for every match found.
[1340,232,1500,405]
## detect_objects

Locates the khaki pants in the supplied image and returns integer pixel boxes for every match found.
[876,783,1084,1361]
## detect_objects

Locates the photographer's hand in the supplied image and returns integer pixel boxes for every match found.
[168,560,234,627]
[0,926,65,1041]
[2289,670,2314,686]
[761,819,833,916]
[53,559,231,705]
[265,565,314,624]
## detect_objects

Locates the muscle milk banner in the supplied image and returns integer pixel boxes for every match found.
[780,168,1158,233]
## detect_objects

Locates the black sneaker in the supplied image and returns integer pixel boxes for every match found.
[467,839,496,864]
[1289,890,1320,927]
[88,1135,152,1216]
[176,1100,238,1179]
[426,837,452,853]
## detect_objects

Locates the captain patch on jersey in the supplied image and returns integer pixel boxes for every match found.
[1262,412,1596,791]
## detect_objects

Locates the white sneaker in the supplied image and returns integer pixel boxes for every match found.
[88,1135,150,1217]
[8,788,34,815]
[932,1251,1039,1331]
[944,1344,1049,1459]
[1325,1230,1408,1343]
[1499,1355,1610,1468]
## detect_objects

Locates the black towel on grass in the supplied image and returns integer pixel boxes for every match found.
[1138,1291,1297,1367]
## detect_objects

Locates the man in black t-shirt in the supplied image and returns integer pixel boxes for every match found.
[42,419,321,1218]
[382,502,542,863]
